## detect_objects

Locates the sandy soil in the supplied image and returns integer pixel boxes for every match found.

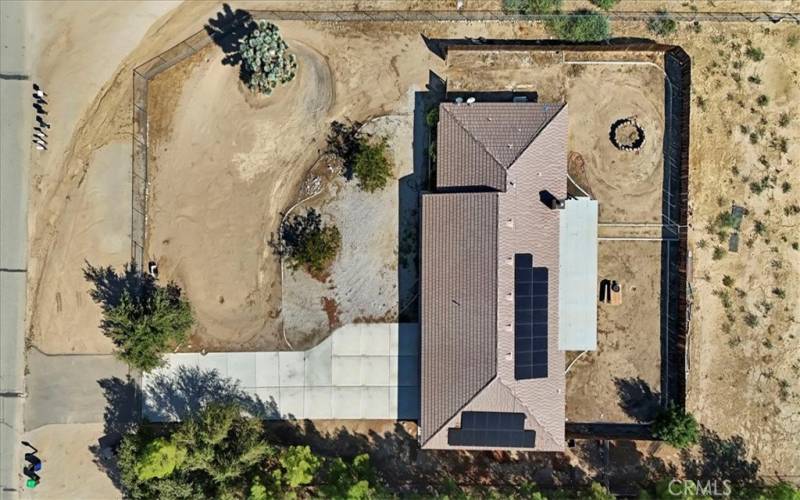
[19,424,121,500]
[567,241,663,423]
[25,1,228,354]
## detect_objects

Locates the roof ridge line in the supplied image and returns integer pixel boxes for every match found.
[442,105,507,180]
[507,102,567,172]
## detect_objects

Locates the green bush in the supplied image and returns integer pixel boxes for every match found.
[503,0,562,14]
[277,209,341,275]
[647,11,677,36]
[652,403,700,449]
[353,137,393,193]
[546,11,611,42]
[84,262,193,371]
[590,0,618,10]
[239,20,297,95]
[426,106,439,128]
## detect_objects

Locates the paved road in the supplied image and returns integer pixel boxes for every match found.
[24,350,136,431]
[1,1,30,497]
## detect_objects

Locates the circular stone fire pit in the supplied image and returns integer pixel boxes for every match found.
[609,117,646,151]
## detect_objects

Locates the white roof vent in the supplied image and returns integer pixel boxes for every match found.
[466,97,476,104]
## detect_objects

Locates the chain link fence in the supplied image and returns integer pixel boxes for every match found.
[131,7,795,267]
[252,9,799,23]
[131,31,215,268]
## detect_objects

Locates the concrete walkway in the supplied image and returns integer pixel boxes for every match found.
[143,323,420,421]
[24,349,136,431]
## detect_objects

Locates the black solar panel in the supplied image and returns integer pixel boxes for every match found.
[447,411,535,448]
[514,254,548,380]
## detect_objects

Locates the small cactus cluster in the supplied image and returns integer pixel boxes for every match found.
[239,20,297,95]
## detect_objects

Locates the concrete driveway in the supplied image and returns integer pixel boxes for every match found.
[143,323,420,422]
[24,349,137,431]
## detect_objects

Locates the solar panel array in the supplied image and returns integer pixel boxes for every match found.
[514,254,549,380]
[447,411,535,448]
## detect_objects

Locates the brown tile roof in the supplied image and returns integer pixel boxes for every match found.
[421,103,569,451]
[436,103,563,191]
[420,192,498,444]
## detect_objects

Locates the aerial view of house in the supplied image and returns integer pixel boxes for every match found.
[1,1,798,498]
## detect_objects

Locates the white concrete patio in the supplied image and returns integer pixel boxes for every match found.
[142,323,420,421]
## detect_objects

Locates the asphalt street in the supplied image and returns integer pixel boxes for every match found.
[1,1,30,497]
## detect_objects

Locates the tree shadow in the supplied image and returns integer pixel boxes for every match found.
[88,376,139,491]
[204,3,253,66]
[142,365,279,422]
[614,377,662,423]
[263,419,592,495]
[680,428,761,486]
[83,261,155,313]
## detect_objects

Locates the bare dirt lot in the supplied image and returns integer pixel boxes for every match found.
[23,0,800,485]
[567,241,663,423]
[145,22,444,351]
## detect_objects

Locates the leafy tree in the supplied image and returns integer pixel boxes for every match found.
[134,438,186,481]
[591,0,618,10]
[321,453,379,499]
[647,11,677,36]
[277,445,321,488]
[503,0,562,14]
[274,208,342,274]
[546,11,611,42]
[239,19,297,95]
[248,477,268,500]
[118,403,273,499]
[84,262,193,371]
[353,137,393,193]
[653,403,700,449]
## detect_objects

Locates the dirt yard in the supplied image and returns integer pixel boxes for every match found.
[22,0,800,483]
[567,241,663,423]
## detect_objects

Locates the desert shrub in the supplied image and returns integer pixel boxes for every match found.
[722,275,735,287]
[748,74,761,84]
[590,0,618,10]
[789,33,799,48]
[353,138,393,193]
[712,246,725,260]
[647,11,677,36]
[503,0,562,14]
[653,404,699,449]
[772,288,786,299]
[756,94,769,107]
[745,46,764,61]
[744,312,759,327]
[778,112,792,127]
[546,11,611,42]
[84,262,193,371]
[781,181,792,193]
[276,209,341,274]
[239,20,297,95]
